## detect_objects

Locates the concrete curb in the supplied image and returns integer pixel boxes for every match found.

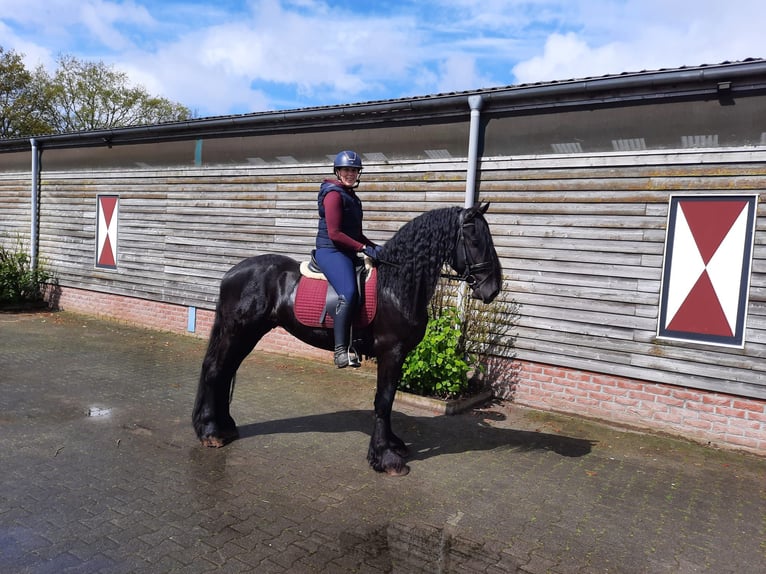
[395,389,493,415]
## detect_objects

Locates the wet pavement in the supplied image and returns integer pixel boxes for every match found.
[1,310,764,574]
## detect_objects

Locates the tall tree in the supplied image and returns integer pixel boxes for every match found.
[36,55,192,133]
[0,47,52,137]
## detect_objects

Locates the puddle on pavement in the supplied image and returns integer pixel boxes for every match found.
[340,518,519,572]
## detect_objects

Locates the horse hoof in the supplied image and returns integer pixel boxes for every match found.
[199,428,239,448]
[200,436,227,448]
[385,464,410,477]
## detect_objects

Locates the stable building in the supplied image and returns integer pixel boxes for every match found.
[1,59,765,455]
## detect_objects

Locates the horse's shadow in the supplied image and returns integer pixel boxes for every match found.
[237,408,595,460]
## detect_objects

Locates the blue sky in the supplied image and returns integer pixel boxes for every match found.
[1,0,764,118]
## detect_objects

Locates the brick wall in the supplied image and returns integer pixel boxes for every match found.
[49,286,766,456]
[513,361,766,455]
[51,286,329,361]
[53,286,191,333]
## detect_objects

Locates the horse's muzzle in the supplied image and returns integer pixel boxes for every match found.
[472,282,501,304]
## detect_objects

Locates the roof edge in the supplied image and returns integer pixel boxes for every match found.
[3,59,765,153]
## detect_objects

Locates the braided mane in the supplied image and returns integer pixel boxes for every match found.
[377,207,462,319]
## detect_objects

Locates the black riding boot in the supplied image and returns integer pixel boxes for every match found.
[333,297,360,369]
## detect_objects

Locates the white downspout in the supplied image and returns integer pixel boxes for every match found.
[458,95,484,315]
[464,94,483,208]
[30,138,39,270]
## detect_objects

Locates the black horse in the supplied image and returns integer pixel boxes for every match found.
[192,203,502,476]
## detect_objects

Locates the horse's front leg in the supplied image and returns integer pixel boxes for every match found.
[367,354,410,476]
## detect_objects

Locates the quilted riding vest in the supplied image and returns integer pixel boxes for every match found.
[315,180,364,252]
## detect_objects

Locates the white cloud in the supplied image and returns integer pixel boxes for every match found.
[1,0,764,117]
[101,0,425,112]
[512,32,623,83]
[511,0,766,84]
[117,34,272,117]
[435,53,495,93]
[0,21,55,69]
[0,0,156,64]
[78,1,154,51]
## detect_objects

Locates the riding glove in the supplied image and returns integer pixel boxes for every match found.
[362,245,383,261]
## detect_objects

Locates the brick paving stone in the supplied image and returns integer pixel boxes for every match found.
[1,310,765,573]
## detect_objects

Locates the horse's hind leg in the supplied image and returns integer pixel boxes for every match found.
[192,316,267,447]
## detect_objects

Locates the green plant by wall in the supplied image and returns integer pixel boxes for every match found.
[400,275,519,399]
[0,236,53,307]
[400,306,472,398]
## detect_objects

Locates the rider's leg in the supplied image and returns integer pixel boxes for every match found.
[332,294,360,368]
[314,249,360,368]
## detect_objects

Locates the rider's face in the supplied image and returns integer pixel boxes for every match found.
[337,167,360,187]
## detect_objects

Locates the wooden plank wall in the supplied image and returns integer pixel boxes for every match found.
[34,159,469,308]
[479,150,766,400]
[3,147,765,400]
[0,173,32,247]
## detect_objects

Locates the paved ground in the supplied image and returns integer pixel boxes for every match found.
[0,310,764,574]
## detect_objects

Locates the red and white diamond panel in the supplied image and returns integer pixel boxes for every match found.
[658,195,757,347]
[96,195,119,269]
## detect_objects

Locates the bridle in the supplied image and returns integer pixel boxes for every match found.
[443,212,495,286]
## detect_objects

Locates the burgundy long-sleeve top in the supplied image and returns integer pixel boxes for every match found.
[321,189,372,252]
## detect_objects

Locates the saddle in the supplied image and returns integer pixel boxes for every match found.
[294,252,377,328]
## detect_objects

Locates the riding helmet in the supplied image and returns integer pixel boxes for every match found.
[333,150,363,170]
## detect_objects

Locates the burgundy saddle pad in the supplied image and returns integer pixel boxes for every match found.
[294,268,377,328]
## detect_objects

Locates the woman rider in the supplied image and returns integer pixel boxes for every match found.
[315,150,382,368]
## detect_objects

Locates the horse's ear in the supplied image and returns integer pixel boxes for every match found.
[464,202,490,222]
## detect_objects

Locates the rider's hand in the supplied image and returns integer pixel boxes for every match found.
[362,245,383,261]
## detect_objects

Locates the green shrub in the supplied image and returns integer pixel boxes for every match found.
[0,237,52,306]
[400,275,519,399]
[400,306,472,398]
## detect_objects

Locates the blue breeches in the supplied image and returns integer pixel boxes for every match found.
[314,248,358,307]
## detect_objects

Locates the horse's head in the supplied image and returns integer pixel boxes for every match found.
[452,203,502,303]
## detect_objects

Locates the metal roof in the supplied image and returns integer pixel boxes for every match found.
[1,58,765,154]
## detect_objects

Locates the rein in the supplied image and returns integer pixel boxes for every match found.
[377,258,402,269]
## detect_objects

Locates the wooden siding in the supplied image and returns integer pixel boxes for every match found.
[0,172,32,247]
[2,148,765,401]
[33,160,468,309]
[479,151,766,400]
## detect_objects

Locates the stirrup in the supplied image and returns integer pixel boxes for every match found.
[334,346,361,369]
